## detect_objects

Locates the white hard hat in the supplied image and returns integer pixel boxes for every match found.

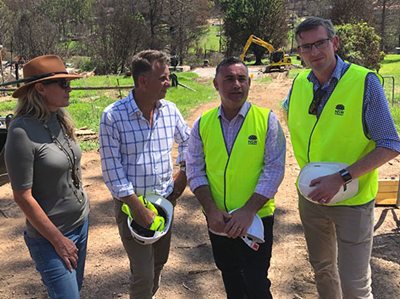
[298,162,359,205]
[209,210,265,251]
[240,214,264,251]
[126,195,173,245]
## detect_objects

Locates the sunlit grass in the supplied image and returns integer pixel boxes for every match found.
[196,23,222,53]
[380,54,400,104]
[0,72,217,150]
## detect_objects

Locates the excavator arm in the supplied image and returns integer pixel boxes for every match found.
[239,34,292,73]
[239,34,275,61]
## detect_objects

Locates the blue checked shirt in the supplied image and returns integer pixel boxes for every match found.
[99,91,190,199]
[282,56,400,153]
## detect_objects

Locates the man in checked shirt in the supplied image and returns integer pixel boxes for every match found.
[99,50,190,299]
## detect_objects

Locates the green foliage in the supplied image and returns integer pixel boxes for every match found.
[89,1,146,74]
[220,0,288,63]
[79,140,100,152]
[0,72,216,150]
[39,0,92,27]
[330,0,373,25]
[69,56,95,72]
[168,0,210,63]
[71,75,133,99]
[197,23,222,52]
[287,54,302,66]
[69,72,216,126]
[1,0,93,58]
[380,54,400,76]
[382,57,400,132]
[0,98,16,116]
[73,75,134,87]
[336,23,384,71]
[390,105,400,132]
[67,96,115,132]
[379,54,400,105]
[165,73,217,117]
[188,23,225,66]
[1,0,210,68]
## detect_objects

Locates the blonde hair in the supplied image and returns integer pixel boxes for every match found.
[15,85,77,141]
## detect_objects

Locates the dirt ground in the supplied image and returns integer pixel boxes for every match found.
[0,67,399,299]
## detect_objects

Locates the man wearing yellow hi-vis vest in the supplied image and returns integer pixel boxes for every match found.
[187,57,286,299]
[284,17,400,299]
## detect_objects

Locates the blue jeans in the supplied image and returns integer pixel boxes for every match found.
[24,217,89,299]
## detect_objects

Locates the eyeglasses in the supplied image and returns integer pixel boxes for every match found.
[42,78,70,89]
[309,87,326,115]
[297,38,331,53]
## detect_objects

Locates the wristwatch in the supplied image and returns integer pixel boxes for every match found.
[338,169,352,184]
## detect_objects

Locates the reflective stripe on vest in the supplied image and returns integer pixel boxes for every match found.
[288,64,378,206]
[199,105,275,217]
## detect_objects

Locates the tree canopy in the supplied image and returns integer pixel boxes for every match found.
[219,0,288,65]
[330,0,373,25]
[0,0,210,74]
[336,22,384,70]
[0,0,398,73]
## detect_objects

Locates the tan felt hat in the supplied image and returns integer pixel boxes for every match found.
[12,55,82,98]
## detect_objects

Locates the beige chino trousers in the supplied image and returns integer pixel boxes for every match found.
[114,198,172,299]
[298,193,374,299]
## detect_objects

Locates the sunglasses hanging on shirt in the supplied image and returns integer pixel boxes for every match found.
[308,87,327,115]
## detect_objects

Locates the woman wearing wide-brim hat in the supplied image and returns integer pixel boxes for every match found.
[5,55,90,299]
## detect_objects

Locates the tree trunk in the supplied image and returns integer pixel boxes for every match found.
[255,54,263,65]
[380,0,387,51]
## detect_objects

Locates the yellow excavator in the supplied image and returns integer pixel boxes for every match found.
[240,34,291,73]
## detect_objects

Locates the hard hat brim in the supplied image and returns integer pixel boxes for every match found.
[208,209,265,247]
[127,195,173,245]
[298,162,359,205]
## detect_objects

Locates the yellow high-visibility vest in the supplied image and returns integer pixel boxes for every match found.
[199,105,275,217]
[288,64,378,206]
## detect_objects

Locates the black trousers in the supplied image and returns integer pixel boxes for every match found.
[209,215,274,299]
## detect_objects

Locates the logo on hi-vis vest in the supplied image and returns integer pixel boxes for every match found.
[248,135,258,145]
[335,104,345,116]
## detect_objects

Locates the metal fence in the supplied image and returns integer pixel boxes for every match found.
[382,75,397,105]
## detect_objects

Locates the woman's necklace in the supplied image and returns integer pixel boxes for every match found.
[43,115,84,203]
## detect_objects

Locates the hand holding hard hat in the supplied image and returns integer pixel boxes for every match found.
[122,195,173,245]
[298,162,359,205]
[206,208,231,236]
[209,209,265,251]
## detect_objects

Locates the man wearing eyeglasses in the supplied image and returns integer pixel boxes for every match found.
[284,17,400,298]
